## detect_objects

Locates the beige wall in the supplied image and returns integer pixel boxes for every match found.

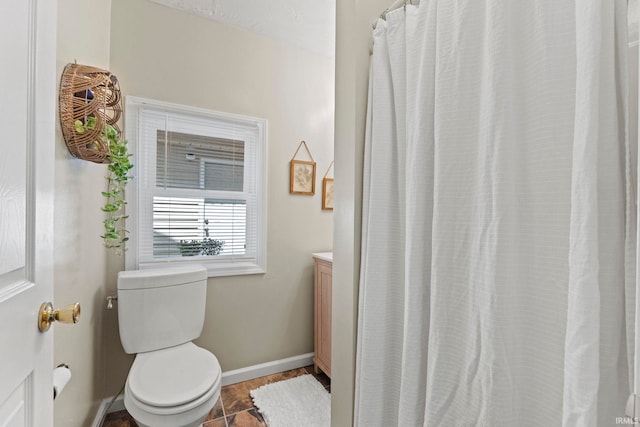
[332,0,390,426]
[108,0,334,385]
[54,0,333,425]
[54,0,116,426]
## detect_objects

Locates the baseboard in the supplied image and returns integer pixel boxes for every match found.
[92,352,314,424]
[91,394,125,427]
[221,352,314,386]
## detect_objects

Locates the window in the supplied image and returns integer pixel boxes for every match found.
[126,97,267,277]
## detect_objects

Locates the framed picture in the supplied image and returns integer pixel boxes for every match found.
[322,178,334,210]
[290,160,316,195]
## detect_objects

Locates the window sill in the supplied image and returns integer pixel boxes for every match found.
[138,259,265,278]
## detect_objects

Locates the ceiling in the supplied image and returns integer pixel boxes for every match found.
[148,0,336,57]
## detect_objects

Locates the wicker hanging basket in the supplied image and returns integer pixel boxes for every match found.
[59,63,123,164]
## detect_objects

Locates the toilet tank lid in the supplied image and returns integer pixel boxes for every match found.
[118,265,207,290]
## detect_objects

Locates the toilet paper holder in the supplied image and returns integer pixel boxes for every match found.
[53,364,71,400]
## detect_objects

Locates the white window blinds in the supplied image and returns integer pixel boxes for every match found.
[126,97,267,277]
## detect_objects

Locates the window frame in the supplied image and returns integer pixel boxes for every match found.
[125,96,268,277]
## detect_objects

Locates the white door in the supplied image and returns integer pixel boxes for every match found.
[0,0,57,425]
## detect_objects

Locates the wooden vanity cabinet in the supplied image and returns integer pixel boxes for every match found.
[313,254,332,378]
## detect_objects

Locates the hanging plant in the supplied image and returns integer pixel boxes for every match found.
[75,116,133,253]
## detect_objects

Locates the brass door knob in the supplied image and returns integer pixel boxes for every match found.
[38,302,81,332]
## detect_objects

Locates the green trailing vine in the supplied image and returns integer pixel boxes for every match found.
[75,117,133,254]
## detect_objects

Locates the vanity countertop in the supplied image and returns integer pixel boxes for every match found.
[312,252,333,263]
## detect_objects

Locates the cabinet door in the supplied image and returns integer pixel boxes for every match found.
[315,260,332,377]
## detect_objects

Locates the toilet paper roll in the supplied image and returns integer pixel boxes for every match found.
[53,365,71,399]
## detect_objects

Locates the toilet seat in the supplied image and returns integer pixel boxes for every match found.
[128,342,221,407]
[124,343,221,427]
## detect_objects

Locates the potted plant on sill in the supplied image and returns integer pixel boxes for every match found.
[177,219,224,257]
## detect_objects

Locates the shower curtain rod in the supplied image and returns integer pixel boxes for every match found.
[372,0,416,29]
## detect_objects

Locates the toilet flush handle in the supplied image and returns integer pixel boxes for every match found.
[106,295,118,310]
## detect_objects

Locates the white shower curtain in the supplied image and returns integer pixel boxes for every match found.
[355,1,636,426]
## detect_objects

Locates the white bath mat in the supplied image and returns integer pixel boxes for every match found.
[250,374,330,427]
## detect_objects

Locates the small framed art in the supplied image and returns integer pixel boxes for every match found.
[322,178,334,210]
[290,160,316,195]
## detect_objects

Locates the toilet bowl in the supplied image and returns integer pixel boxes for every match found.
[124,343,221,427]
[117,266,220,427]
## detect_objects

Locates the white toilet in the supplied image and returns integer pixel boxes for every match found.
[117,265,221,427]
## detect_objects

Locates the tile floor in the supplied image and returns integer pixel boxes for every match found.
[102,365,331,427]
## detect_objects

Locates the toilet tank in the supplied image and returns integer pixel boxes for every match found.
[117,265,207,354]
